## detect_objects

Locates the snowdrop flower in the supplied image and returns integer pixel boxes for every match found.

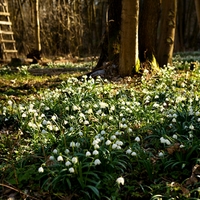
[42,129,48,134]
[172,118,176,123]
[84,120,89,125]
[65,149,70,154]
[57,156,64,162]
[180,144,185,148]
[65,161,72,167]
[69,167,75,173]
[93,150,99,155]
[86,151,91,157]
[70,141,76,147]
[189,124,194,130]
[76,142,80,148]
[78,131,83,136]
[49,156,55,160]
[116,140,123,146]
[126,149,132,154]
[101,130,106,135]
[135,136,140,142]
[198,118,200,122]
[105,140,112,145]
[112,143,118,149]
[131,152,137,156]
[116,177,124,185]
[158,152,164,157]
[172,134,178,139]
[94,159,101,165]
[94,144,100,149]
[115,131,121,135]
[165,139,171,145]
[38,166,44,173]
[53,149,58,154]
[99,102,108,108]
[69,127,74,131]
[51,115,57,121]
[72,157,78,164]
[110,135,116,140]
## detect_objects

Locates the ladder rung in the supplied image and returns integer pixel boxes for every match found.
[0,21,12,25]
[0,12,10,16]
[0,39,15,43]
[0,30,13,34]
[3,50,18,53]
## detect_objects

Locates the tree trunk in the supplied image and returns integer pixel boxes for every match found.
[139,0,161,62]
[157,0,177,67]
[34,0,41,52]
[119,0,139,76]
[94,0,121,70]
[195,0,200,28]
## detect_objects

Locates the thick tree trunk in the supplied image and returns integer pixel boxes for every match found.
[195,0,200,28]
[157,0,177,67]
[119,0,139,76]
[94,0,121,70]
[139,0,160,62]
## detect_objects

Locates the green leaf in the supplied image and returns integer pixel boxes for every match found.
[86,185,100,198]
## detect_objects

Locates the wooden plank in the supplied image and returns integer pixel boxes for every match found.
[0,21,12,25]
[3,49,17,53]
[0,12,10,16]
[0,39,16,43]
[0,30,13,34]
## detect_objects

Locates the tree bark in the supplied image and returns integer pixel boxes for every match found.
[95,0,121,70]
[119,0,139,76]
[34,0,41,52]
[195,0,200,29]
[139,0,161,62]
[157,0,177,67]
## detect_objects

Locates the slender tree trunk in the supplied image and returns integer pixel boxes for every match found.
[34,0,41,52]
[119,0,139,76]
[157,0,177,67]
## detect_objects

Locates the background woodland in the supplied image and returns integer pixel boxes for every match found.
[7,0,200,58]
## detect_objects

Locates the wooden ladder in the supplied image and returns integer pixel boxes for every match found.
[0,0,17,60]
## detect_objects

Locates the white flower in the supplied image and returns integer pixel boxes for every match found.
[112,144,117,149]
[69,167,75,173]
[72,157,78,164]
[76,142,80,148]
[164,139,171,145]
[101,130,106,135]
[189,124,194,130]
[65,161,72,166]
[131,152,137,156]
[57,156,64,162]
[94,159,101,165]
[135,136,140,142]
[94,144,100,149]
[110,135,116,140]
[116,140,123,146]
[126,149,132,154]
[49,156,55,160]
[172,134,178,139]
[99,102,108,109]
[51,115,57,120]
[116,177,124,185]
[65,149,70,154]
[172,118,176,123]
[53,149,58,154]
[158,152,164,157]
[38,166,44,173]
[86,151,91,157]
[105,140,112,145]
[42,129,48,134]
[93,150,99,155]
[79,131,83,136]
[70,141,76,147]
